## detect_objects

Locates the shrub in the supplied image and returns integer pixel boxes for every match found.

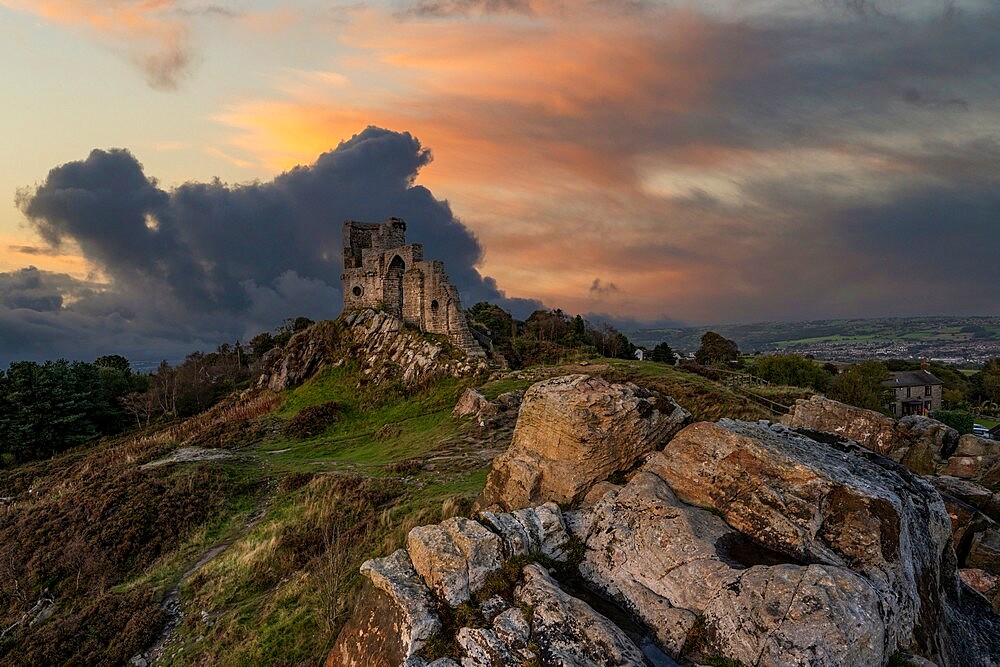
[284,401,341,439]
[750,354,831,391]
[933,409,974,435]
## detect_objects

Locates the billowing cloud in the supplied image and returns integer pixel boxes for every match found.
[3,127,537,365]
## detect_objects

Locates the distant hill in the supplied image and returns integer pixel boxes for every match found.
[627,315,1000,366]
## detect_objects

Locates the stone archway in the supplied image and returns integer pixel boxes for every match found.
[384,255,405,317]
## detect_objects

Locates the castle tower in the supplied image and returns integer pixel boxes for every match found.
[341,218,485,359]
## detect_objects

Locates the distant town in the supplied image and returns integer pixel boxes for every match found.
[628,315,1000,367]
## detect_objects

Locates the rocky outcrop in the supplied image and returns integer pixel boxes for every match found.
[478,375,690,510]
[334,381,1000,667]
[451,389,489,419]
[943,434,1000,482]
[515,564,647,665]
[896,415,961,474]
[258,310,488,392]
[257,320,342,391]
[479,502,571,561]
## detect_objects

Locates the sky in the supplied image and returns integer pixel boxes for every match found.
[0,0,998,363]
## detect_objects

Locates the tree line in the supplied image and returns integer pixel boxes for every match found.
[0,318,315,467]
[466,304,640,368]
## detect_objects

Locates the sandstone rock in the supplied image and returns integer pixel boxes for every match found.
[514,564,647,665]
[955,434,999,457]
[576,468,740,617]
[782,395,899,454]
[703,563,886,667]
[650,420,956,660]
[478,374,691,510]
[575,462,886,663]
[580,481,622,507]
[456,627,525,666]
[967,528,1000,574]
[455,607,535,667]
[454,388,523,429]
[896,415,960,472]
[329,549,440,666]
[407,517,503,606]
[931,476,1000,522]
[478,502,571,561]
[943,448,1000,481]
[452,388,489,418]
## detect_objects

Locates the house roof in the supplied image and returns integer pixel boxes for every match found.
[882,370,944,388]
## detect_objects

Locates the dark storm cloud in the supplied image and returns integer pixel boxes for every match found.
[4,127,537,365]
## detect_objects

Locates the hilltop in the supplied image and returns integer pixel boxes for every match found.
[0,311,789,666]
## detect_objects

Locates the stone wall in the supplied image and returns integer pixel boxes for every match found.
[341,218,485,359]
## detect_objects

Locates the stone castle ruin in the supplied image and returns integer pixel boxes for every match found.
[341,218,486,359]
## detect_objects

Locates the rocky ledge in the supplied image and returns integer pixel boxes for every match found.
[330,378,1000,667]
[257,310,489,392]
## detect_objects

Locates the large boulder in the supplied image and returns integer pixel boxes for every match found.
[573,462,885,665]
[477,374,690,510]
[781,397,961,475]
[452,388,489,418]
[782,395,899,454]
[649,419,962,662]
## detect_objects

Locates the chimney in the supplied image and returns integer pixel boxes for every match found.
[921,359,930,371]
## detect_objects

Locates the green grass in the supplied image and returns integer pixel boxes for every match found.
[260,365,470,473]
[772,333,878,347]
[976,418,998,429]
[142,358,495,665]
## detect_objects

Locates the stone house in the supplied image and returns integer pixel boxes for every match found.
[340,218,485,359]
[883,369,943,417]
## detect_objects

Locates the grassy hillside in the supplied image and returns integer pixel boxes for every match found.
[0,345,809,666]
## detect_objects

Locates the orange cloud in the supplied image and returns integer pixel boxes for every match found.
[1,0,190,88]
[208,4,773,318]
